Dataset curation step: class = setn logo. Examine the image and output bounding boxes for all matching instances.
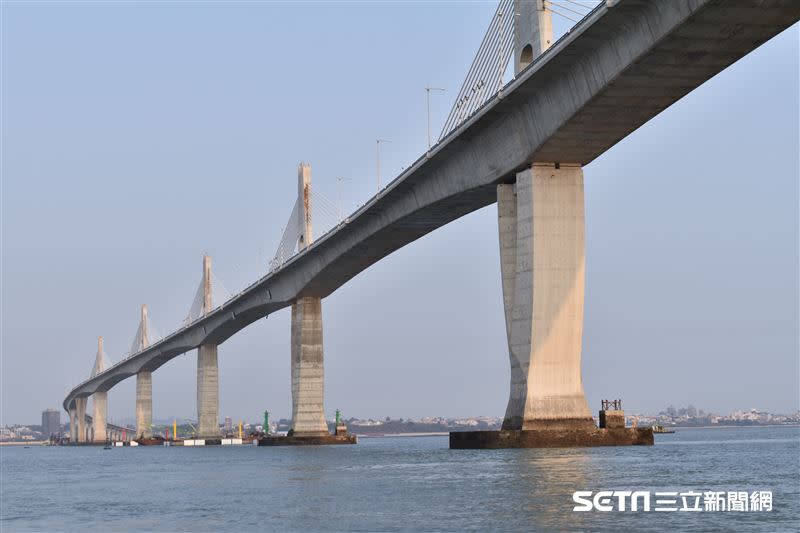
[573,491,651,512]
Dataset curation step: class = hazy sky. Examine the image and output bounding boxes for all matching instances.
[2,2,798,425]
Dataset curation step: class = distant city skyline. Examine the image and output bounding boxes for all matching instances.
[2,4,798,424]
[9,403,799,429]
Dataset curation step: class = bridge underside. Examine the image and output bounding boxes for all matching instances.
[533,1,798,164]
[298,0,800,300]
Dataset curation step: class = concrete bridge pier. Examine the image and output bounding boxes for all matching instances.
[290,296,328,436]
[196,255,220,438]
[451,164,652,448]
[136,371,152,439]
[92,392,107,442]
[503,6,593,431]
[75,398,86,443]
[68,406,77,443]
[135,305,153,439]
[449,0,651,449]
[288,163,329,437]
[254,163,354,446]
[197,344,219,437]
[251,162,353,446]
[499,164,594,430]
[92,336,108,442]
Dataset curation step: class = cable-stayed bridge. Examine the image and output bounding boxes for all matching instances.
[63,0,799,446]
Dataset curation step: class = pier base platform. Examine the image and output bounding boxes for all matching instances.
[258,434,357,446]
[449,427,653,449]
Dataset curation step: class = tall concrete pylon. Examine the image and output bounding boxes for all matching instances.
[495,0,593,431]
[75,398,87,443]
[196,254,220,438]
[290,163,328,437]
[498,164,593,430]
[68,405,77,443]
[91,336,108,442]
[136,304,153,439]
[297,162,313,248]
[513,0,552,74]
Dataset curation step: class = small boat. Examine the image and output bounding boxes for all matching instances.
[651,424,675,434]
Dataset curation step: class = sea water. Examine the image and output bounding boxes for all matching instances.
[1,426,798,531]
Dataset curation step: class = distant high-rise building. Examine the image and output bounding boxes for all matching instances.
[42,408,60,437]
[224,416,232,434]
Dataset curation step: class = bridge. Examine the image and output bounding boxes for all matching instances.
[73,414,134,444]
[63,0,799,445]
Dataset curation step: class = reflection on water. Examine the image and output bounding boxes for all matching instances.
[1,426,797,532]
[506,450,592,531]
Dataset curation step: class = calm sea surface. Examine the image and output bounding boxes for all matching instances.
[1,426,798,532]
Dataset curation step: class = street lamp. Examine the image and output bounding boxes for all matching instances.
[376,139,392,193]
[425,86,445,150]
[336,177,351,222]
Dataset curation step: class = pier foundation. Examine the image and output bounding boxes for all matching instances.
[450,427,653,448]
[454,164,652,448]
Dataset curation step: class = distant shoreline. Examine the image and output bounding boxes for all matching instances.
[357,432,450,438]
[657,424,799,430]
[354,425,800,438]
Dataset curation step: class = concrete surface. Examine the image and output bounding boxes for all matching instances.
[75,397,86,443]
[91,336,108,442]
[136,371,152,438]
[196,344,220,438]
[196,255,220,438]
[135,304,153,439]
[599,409,626,429]
[290,297,328,437]
[449,427,654,449]
[68,406,77,443]
[500,164,593,430]
[92,391,107,442]
[514,0,552,74]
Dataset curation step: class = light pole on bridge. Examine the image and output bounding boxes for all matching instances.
[336,176,351,223]
[376,139,392,193]
[425,86,445,151]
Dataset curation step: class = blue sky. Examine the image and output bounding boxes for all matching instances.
[2,2,798,424]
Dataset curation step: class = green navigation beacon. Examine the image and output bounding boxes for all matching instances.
[264,410,269,435]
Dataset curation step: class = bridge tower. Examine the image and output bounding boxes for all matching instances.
[290,163,329,437]
[135,304,153,439]
[91,336,108,442]
[513,0,552,74]
[74,397,86,443]
[196,254,220,438]
[496,2,593,432]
